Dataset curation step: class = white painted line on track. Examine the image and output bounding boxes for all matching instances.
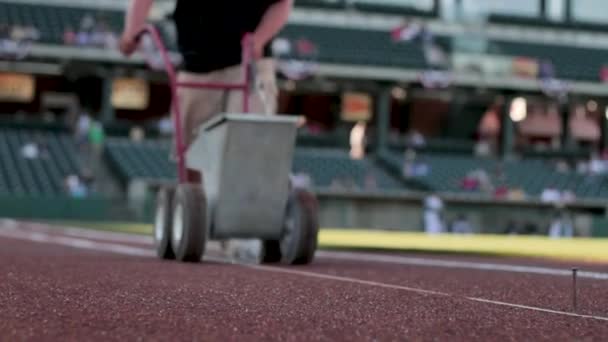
[245,263,608,322]
[318,250,608,280]
[2,225,608,323]
[0,228,153,257]
[20,221,154,245]
[468,298,608,322]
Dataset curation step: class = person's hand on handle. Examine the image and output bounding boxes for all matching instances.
[119,32,140,56]
[120,0,153,56]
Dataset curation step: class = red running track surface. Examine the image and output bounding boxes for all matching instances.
[1,222,607,341]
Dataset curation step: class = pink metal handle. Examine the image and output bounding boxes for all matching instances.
[138,24,254,184]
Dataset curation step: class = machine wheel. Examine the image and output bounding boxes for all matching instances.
[280,189,319,265]
[261,240,282,263]
[171,183,207,262]
[154,186,175,260]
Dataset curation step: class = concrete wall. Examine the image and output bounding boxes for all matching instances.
[316,191,602,236]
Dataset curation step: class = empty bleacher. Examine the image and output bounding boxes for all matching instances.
[105,138,175,183]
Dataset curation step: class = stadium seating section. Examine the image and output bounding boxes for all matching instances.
[0,2,435,70]
[105,139,175,182]
[292,147,405,190]
[489,14,608,33]
[105,139,405,191]
[280,24,432,69]
[0,128,82,196]
[0,2,123,44]
[296,0,437,17]
[380,149,608,199]
[488,40,607,81]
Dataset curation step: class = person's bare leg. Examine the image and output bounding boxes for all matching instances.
[176,71,225,184]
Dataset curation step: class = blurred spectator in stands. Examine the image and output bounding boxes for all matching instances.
[507,188,527,201]
[451,214,473,234]
[89,121,105,153]
[65,174,87,198]
[478,102,502,155]
[91,25,107,48]
[63,26,76,45]
[402,149,429,178]
[538,59,555,80]
[549,210,574,239]
[541,186,561,203]
[474,140,491,157]
[391,20,423,43]
[1,25,36,59]
[130,126,145,143]
[562,190,576,203]
[494,185,509,199]
[589,154,605,175]
[75,111,91,147]
[271,37,291,58]
[460,174,479,192]
[104,31,118,50]
[158,116,173,137]
[423,43,448,69]
[349,121,366,160]
[424,195,445,235]
[406,129,426,148]
[21,142,39,159]
[76,29,91,46]
[80,14,96,32]
[10,26,26,42]
[290,172,312,190]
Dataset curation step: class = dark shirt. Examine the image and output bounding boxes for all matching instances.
[173,0,280,73]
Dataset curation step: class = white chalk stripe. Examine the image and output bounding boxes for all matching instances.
[21,222,154,245]
[318,251,608,280]
[245,263,608,322]
[0,228,153,257]
[468,297,608,322]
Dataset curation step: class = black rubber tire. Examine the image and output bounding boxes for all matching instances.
[153,186,175,260]
[280,189,319,265]
[261,240,282,263]
[171,183,207,263]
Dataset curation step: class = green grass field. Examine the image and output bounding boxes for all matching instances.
[44,221,608,263]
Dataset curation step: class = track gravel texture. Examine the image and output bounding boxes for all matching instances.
[1,223,608,341]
